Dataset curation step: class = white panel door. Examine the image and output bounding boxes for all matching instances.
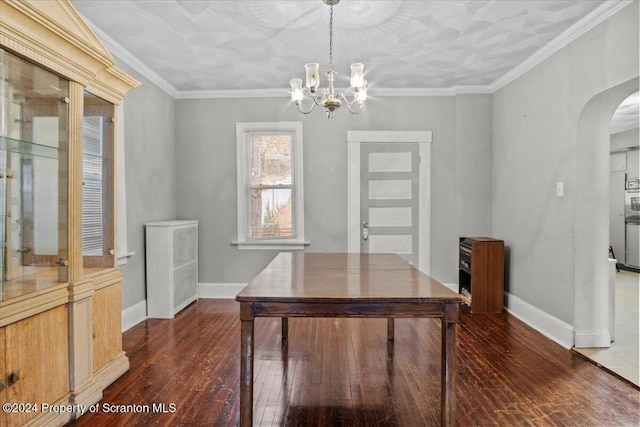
[361,143,419,266]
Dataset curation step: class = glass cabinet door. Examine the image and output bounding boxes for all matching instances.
[0,48,70,300]
[82,91,115,273]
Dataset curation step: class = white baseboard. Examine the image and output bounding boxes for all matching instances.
[574,329,611,348]
[120,283,245,331]
[444,283,573,349]
[198,283,247,299]
[504,291,574,349]
[121,299,147,332]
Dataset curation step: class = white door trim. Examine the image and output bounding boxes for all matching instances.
[347,131,433,274]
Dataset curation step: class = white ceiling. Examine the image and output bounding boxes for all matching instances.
[71,0,618,94]
[70,0,637,131]
[610,92,639,135]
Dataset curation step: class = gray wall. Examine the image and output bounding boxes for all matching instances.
[175,95,493,286]
[115,3,636,328]
[492,3,638,324]
[455,95,493,237]
[116,61,177,309]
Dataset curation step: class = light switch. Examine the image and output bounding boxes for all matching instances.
[556,182,564,197]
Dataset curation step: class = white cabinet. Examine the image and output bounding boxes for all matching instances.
[610,152,627,172]
[145,220,198,318]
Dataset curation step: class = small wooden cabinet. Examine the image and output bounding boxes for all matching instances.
[459,237,505,313]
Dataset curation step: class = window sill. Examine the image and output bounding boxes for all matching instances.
[232,240,310,251]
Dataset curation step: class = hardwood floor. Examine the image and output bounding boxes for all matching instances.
[67,300,639,426]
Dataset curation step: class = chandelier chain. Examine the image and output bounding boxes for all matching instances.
[329,5,334,67]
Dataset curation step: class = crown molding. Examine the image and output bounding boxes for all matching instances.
[1,1,138,104]
[490,0,634,92]
[176,88,288,99]
[80,0,633,100]
[368,86,495,97]
[177,85,495,99]
[80,15,179,98]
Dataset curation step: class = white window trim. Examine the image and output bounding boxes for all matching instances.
[233,121,308,250]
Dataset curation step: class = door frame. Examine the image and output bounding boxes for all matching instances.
[573,78,638,348]
[347,131,432,274]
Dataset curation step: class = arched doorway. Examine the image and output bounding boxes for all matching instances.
[574,78,639,349]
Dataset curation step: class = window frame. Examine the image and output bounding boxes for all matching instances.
[235,122,307,250]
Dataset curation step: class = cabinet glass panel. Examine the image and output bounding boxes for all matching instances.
[0,49,70,300]
[82,91,115,274]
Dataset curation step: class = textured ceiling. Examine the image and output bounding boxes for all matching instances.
[71,0,608,94]
[610,92,639,135]
[70,1,636,133]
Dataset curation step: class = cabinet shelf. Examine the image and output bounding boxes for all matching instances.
[0,135,59,159]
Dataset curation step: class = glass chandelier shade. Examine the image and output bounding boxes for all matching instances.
[289,0,368,118]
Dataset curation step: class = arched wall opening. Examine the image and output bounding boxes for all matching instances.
[574,77,639,348]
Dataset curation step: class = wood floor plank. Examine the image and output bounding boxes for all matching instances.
[67,299,639,427]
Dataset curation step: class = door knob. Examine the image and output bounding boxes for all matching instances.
[362,220,369,241]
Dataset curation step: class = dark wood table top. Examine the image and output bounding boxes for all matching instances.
[236,252,461,303]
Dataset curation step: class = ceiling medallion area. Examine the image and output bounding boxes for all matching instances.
[237,0,414,45]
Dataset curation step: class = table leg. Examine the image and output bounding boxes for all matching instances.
[441,304,458,427]
[282,317,289,340]
[240,304,254,427]
[387,318,394,341]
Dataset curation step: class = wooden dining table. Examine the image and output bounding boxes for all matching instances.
[235,252,462,426]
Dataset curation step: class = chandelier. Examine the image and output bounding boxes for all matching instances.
[289,0,367,118]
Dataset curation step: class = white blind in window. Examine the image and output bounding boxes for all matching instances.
[82,116,103,256]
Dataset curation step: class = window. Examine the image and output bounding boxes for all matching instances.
[235,122,307,250]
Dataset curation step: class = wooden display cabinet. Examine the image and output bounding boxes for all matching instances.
[459,237,505,313]
[0,1,139,425]
[0,327,5,427]
[4,306,69,427]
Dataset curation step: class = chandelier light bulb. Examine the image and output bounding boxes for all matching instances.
[289,78,304,103]
[356,80,368,103]
[305,63,320,92]
[350,63,364,89]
